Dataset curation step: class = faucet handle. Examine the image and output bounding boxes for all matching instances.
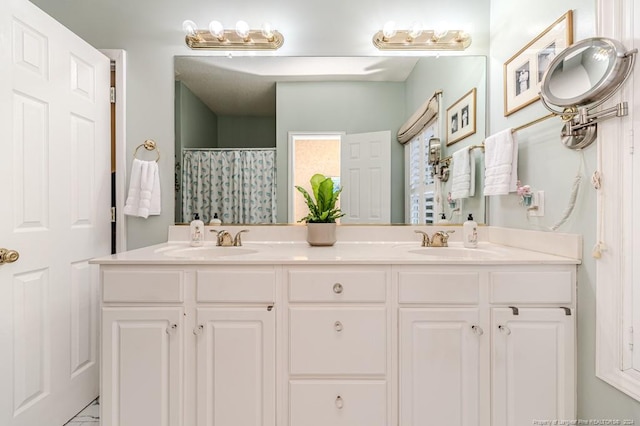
[414,230,431,247]
[233,229,249,247]
[434,230,455,246]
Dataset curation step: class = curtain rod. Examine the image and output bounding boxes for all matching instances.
[182,147,276,151]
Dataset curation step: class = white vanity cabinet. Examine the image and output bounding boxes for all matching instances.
[97,251,577,426]
[396,265,576,426]
[284,266,392,426]
[99,265,277,426]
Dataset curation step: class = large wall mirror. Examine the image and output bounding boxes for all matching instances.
[174,55,487,225]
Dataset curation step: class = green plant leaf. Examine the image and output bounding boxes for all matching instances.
[310,174,326,202]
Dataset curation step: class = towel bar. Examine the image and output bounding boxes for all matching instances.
[134,139,160,162]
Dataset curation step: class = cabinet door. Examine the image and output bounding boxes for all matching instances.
[101,307,183,426]
[196,307,275,426]
[492,308,575,426]
[399,308,483,426]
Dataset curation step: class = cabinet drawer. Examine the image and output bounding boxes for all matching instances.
[289,380,387,426]
[398,272,479,304]
[289,307,386,375]
[490,270,573,304]
[197,270,275,303]
[102,270,184,303]
[288,269,387,302]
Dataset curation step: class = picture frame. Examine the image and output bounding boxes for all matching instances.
[446,88,476,146]
[503,10,573,116]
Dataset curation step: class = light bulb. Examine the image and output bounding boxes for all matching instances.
[208,20,225,40]
[382,21,397,39]
[182,20,198,37]
[433,23,448,40]
[235,20,250,39]
[408,22,423,39]
[261,22,275,40]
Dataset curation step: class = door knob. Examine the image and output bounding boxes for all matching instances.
[0,248,19,265]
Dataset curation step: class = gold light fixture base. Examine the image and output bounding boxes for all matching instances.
[373,30,471,51]
[186,30,284,50]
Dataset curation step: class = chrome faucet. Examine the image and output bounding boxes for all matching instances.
[209,229,249,247]
[414,230,455,247]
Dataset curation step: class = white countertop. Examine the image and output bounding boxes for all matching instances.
[91,240,581,266]
[91,225,583,266]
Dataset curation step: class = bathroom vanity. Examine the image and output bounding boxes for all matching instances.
[92,225,581,426]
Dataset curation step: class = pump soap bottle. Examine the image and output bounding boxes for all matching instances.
[190,213,205,247]
[463,213,478,248]
[209,213,221,226]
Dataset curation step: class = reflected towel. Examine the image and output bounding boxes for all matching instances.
[450,147,475,199]
[123,159,161,218]
[483,128,518,196]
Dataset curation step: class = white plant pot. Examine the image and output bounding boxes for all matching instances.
[306,223,337,246]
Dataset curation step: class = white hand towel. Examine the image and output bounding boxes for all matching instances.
[123,159,161,218]
[483,128,518,196]
[450,147,475,199]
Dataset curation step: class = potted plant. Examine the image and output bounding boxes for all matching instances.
[295,173,344,246]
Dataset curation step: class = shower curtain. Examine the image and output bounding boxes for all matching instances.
[182,149,277,224]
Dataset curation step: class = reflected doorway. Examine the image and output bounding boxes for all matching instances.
[289,133,342,223]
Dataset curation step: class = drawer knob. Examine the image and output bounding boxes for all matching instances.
[333,283,344,294]
[471,325,484,336]
[334,321,343,332]
[335,395,344,409]
[498,325,511,335]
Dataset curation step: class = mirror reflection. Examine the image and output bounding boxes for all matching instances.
[174,56,487,225]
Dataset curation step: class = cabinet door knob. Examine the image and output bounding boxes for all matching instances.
[498,325,511,335]
[471,325,484,335]
[193,324,204,335]
[166,323,178,335]
[335,395,344,409]
[333,283,344,294]
[334,321,343,332]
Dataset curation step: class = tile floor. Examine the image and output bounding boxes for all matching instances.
[64,398,99,425]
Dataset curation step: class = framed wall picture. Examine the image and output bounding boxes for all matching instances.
[446,88,476,146]
[503,10,573,116]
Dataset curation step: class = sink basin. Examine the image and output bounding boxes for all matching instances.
[162,246,259,258]
[408,246,504,259]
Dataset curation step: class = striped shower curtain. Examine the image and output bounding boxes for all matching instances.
[182,149,277,224]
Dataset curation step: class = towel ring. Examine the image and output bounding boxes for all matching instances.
[133,139,160,162]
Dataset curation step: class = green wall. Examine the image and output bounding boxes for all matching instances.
[217,116,276,148]
[275,81,406,223]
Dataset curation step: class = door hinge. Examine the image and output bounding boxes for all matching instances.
[110,87,116,104]
[629,326,634,351]
[111,207,116,223]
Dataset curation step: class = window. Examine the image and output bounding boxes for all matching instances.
[406,125,437,224]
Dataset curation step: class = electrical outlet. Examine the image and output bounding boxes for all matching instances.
[529,190,545,217]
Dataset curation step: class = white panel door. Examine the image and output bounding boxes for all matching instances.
[492,308,576,426]
[399,308,483,426]
[0,0,111,424]
[196,308,276,426]
[102,308,184,426]
[340,131,391,223]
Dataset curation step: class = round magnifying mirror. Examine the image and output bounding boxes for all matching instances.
[541,37,633,109]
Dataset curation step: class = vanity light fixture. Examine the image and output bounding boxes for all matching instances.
[373,21,471,51]
[182,20,284,50]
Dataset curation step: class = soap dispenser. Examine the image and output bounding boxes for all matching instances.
[190,213,204,247]
[463,213,478,248]
[209,213,221,226]
[437,213,450,225]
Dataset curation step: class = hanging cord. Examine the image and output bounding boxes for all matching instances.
[548,151,586,231]
[525,152,585,232]
[592,134,606,259]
